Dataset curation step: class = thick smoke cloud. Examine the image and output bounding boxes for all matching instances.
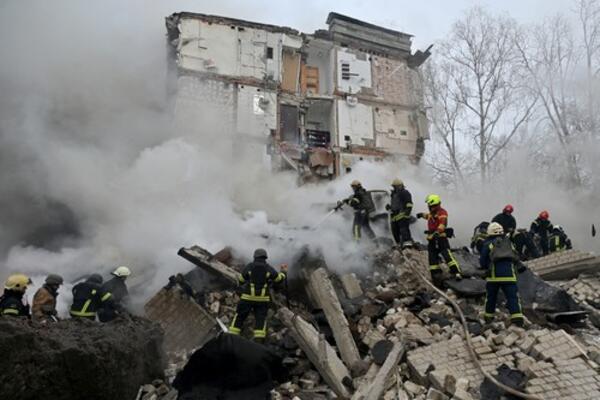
[0,1,597,315]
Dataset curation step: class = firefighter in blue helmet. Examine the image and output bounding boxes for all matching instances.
[480,222,524,327]
[229,249,287,342]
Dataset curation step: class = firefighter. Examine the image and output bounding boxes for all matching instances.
[480,222,524,327]
[337,180,376,241]
[229,249,287,342]
[98,266,131,323]
[470,221,490,254]
[32,274,63,323]
[548,225,573,253]
[512,228,540,261]
[417,194,461,286]
[70,274,112,320]
[0,274,31,317]
[530,211,553,256]
[492,204,516,235]
[386,178,414,247]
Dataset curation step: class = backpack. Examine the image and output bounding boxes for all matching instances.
[491,237,517,262]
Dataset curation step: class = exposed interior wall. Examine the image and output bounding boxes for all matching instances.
[335,48,372,94]
[374,107,418,155]
[236,85,277,138]
[306,100,333,132]
[336,99,374,147]
[371,56,412,106]
[305,39,335,95]
[177,19,297,82]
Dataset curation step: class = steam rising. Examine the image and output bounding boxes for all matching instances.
[0,1,597,315]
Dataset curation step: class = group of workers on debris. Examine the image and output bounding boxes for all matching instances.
[226,178,574,339]
[0,266,132,323]
[1,178,575,342]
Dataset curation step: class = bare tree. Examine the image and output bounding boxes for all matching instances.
[435,7,536,184]
[423,59,469,188]
[576,0,600,136]
[516,15,585,187]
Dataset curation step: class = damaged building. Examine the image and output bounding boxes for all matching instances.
[165,12,431,182]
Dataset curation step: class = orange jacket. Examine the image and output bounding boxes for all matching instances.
[426,206,448,238]
[32,286,57,321]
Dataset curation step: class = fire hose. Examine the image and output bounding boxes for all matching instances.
[403,252,542,400]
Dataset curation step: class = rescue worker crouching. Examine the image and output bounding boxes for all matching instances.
[511,229,540,261]
[337,180,376,241]
[480,222,524,327]
[229,248,287,342]
[417,194,461,286]
[530,210,553,256]
[70,274,112,320]
[32,274,63,323]
[386,178,414,248]
[98,266,131,323]
[0,274,32,317]
[548,225,572,253]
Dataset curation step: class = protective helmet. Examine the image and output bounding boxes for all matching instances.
[391,178,404,187]
[112,266,131,278]
[487,222,504,236]
[4,274,31,292]
[553,225,562,231]
[87,274,103,285]
[253,248,268,259]
[503,204,514,214]
[45,274,64,286]
[425,194,441,206]
[350,180,362,188]
[539,210,549,220]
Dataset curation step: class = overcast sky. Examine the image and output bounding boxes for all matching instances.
[149,0,572,48]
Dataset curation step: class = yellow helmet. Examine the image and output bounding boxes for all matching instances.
[391,178,404,187]
[5,274,31,292]
[425,194,441,206]
[350,180,362,187]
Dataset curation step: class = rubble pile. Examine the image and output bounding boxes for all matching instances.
[0,316,165,400]
[141,245,600,400]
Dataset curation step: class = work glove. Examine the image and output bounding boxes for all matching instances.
[385,204,391,211]
[416,212,425,219]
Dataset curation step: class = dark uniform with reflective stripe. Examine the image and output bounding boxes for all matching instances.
[344,187,376,241]
[425,206,460,279]
[0,289,30,317]
[97,277,129,323]
[492,212,516,234]
[480,237,523,324]
[229,258,285,339]
[530,218,553,256]
[548,229,572,253]
[389,187,413,245]
[70,280,112,320]
[511,229,539,260]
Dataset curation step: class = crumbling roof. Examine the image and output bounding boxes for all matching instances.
[326,12,413,39]
[166,12,301,37]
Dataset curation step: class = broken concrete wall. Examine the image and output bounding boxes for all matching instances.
[175,17,300,82]
[0,317,165,400]
[374,107,419,155]
[305,39,335,95]
[335,48,372,95]
[337,100,374,147]
[525,250,600,280]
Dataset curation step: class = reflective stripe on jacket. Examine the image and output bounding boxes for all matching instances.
[238,259,285,302]
[70,282,112,317]
[480,238,518,283]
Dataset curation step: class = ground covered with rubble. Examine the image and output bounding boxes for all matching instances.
[0,316,165,400]
[140,245,600,400]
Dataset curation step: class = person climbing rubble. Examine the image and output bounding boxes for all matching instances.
[548,225,573,253]
[492,204,517,234]
[32,274,63,323]
[470,221,490,254]
[229,248,287,342]
[386,178,414,247]
[98,266,131,322]
[480,222,524,327]
[336,180,376,241]
[0,273,32,317]
[530,210,554,256]
[70,274,112,320]
[417,194,461,286]
[511,228,540,260]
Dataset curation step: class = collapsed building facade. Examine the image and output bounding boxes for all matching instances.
[165,12,431,182]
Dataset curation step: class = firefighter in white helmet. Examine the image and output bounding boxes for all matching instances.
[98,266,131,322]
